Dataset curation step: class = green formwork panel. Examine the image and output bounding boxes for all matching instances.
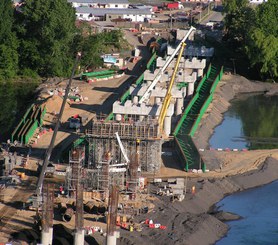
[17,119,30,142]
[20,120,32,144]
[135,74,144,85]
[120,90,130,104]
[81,70,115,79]
[11,118,24,143]
[146,53,157,70]
[25,120,38,144]
[23,104,34,123]
[105,112,114,122]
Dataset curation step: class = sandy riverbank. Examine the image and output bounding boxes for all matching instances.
[119,75,278,245]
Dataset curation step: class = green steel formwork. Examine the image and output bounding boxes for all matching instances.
[174,65,223,171]
[73,136,87,148]
[81,70,116,79]
[105,112,114,122]
[24,120,38,144]
[11,118,24,143]
[135,73,144,86]
[120,90,131,104]
[11,103,47,143]
[23,104,34,123]
[146,53,157,70]
[20,120,32,144]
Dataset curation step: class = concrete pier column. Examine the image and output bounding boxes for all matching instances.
[107,233,117,245]
[133,96,138,105]
[74,229,85,245]
[115,114,122,122]
[41,227,53,245]
[139,115,145,122]
[188,82,194,96]
[163,116,171,137]
[155,97,161,105]
[197,69,203,77]
[175,98,183,115]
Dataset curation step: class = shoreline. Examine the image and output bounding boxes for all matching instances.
[119,75,278,245]
[188,74,278,244]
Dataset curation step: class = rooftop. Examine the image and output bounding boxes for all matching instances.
[68,0,129,4]
[76,7,152,15]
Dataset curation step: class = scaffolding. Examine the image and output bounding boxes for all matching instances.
[66,146,85,196]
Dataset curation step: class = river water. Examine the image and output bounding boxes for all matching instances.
[210,93,278,244]
[216,180,278,245]
[209,93,278,150]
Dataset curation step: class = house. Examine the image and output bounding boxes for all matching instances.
[75,7,152,22]
[68,0,129,9]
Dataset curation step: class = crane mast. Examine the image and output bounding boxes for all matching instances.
[35,53,81,202]
[158,42,186,131]
[138,26,196,105]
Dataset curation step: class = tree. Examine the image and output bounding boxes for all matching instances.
[17,0,77,77]
[222,0,278,80]
[246,0,278,79]
[73,30,125,71]
[0,81,17,133]
[222,0,255,45]
[0,0,18,78]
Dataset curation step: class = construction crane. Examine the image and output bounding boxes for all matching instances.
[138,26,196,105]
[34,52,82,207]
[158,42,186,131]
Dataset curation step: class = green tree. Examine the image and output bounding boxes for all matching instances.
[246,0,278,79]
[0,81,17,134]
[17,0,77,77]
[0,0,18,78]
[222,0,254,44]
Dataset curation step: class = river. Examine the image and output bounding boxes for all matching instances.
[216,180,278,245]
[209,93,278,150]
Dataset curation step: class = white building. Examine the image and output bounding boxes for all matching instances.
[68,0,129,8]
[75,7,152,22]
[249,0,267,3]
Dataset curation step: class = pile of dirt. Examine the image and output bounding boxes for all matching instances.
[43,95,70,114]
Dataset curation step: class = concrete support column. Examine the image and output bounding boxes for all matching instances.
[133,96,138,105]
[74,229,85,245]
[155,97,161,105]
[175,98,183,116]
[139,115,145,122]
[107,234,117,245]
[188,82,194,96]
[41,227,53,245]
[115,114,122,122]
[163,116,171,137]
[197,69,203,77]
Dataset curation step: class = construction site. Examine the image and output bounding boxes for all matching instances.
[0,25,253,245]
